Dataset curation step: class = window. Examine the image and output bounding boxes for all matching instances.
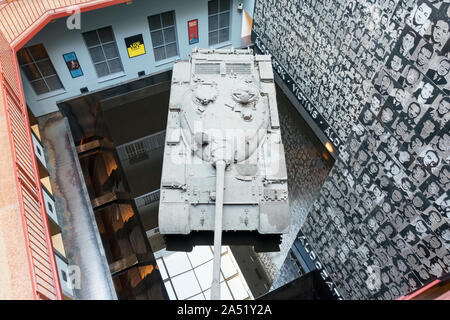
[125,141,145,160]
[17,44,64,95]
[208,0,231,46]
[148,11,179,61]
[61,270,67,282]
[82,26,123,78]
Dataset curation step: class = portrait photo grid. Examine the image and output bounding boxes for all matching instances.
[254,0,450,299]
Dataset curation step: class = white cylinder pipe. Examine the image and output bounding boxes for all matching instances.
[211,160,226,300]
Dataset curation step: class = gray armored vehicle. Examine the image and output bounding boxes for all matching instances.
[159,48,290,298]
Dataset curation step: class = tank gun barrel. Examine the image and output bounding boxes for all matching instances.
[211,159,226,300]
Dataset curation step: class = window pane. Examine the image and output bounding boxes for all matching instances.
[154,46,166,61]
[219,0,230,11]
[103,43,119,60]
[89,46,106,63]
[45,75,63,91]
[83,30,100,47]
[161,12,174,27]
[95,62,109,77]
[85,27,123,79]
[149,12,177,62]
[208,0,218,15]
[151,30,164,47]
[98,27,114,43]
[209,15,218,31]
[108,58,123,73]
[149,14,162,30]
[219,27,229,43]
[219,12,229,28]
[17,48,33,65]
[36,60,56,77]
[28,44,48,61]
[30,79,49,95]
[22,64,42,81]
[163,27,176,43]
[165,43,178,58]
[209,31,219,46]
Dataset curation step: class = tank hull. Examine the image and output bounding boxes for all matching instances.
[159,48,290,239]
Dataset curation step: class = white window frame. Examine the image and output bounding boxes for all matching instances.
[82,26,124,78]
[208,0,232,47]
[17,44,64,96]
[148,11,180,64]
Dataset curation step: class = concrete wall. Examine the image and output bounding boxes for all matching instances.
[22,0,250,116]
[254,0,450,299]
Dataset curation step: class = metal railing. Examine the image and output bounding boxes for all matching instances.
[135,189,160,208]
[116,130,166,162]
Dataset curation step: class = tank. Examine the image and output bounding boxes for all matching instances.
[159,47,290,248]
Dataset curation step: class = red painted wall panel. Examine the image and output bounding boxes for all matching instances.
[0,0,128,300]
[0,30,61,299]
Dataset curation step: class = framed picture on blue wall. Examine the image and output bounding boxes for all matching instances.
[63,52,83,78]
[125,34,146,58]
[188,19,199,45]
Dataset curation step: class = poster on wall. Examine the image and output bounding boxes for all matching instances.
[188,19,199,45]
[125,34,146,58]
[63,52,83,78]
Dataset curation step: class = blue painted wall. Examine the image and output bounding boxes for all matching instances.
[23,0,251,116]
[243,0,255,18]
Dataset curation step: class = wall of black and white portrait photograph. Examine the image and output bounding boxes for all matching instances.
[253,0,450,299]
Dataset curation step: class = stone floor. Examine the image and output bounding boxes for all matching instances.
[255,86,334,288]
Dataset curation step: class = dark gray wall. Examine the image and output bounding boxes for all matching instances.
[253,0,449,299]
